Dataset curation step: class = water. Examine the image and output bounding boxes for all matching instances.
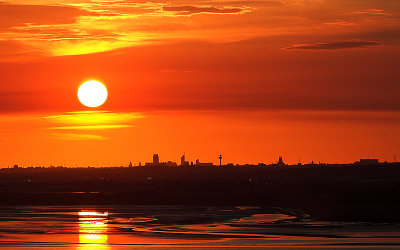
[0,205,400,249]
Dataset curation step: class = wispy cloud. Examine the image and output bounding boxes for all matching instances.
[64,0,163,16]
[50,125,133,130]
[0,2,95,29]
[354,9,391,16]
[44,111,142,125]
[323,21,356,26]
[45,111,142,140]
[162,5,250,15]
[201,1,281,6]
[284,41,382,50]
[50,133,107,140]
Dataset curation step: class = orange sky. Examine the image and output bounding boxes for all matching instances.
[0,0,399,166]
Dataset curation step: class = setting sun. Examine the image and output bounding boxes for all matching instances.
[78,80,108,108]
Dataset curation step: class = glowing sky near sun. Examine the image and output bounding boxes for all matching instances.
[0,0,399,166]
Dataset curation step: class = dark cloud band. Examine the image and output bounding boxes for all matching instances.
[284,41,382,50]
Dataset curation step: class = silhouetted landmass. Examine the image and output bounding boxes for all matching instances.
[1,163,400,222]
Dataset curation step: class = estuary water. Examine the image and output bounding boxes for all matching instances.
[0,205,400,249]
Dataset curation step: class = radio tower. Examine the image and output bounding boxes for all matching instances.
[219,155,222,166]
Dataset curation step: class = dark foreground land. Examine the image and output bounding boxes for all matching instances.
[1,164,400,222]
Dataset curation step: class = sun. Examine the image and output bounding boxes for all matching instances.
[78,80,108,108]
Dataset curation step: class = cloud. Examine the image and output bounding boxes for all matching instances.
[50,125,133,130]
[162,5,249,15]
[0,2,93,30]
[323,21,356,26]
[201,1,281,6]
[45,111,141,139]
[65,1,162,16]
[44,111,142,125]
[50,133,107,140]
[284,41,382,50]
[354,9,391,16]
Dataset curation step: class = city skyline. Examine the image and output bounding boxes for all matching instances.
[7,153,395,169]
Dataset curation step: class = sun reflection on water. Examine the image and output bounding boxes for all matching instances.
[78,210,110,250]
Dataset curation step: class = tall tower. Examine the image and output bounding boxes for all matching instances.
[219,155,222,166]
[181,154,185,165]
[153,154,159,164]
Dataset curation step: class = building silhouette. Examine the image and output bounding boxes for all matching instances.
[181,155,189,166]
[195,159,213,167]
[153,154,159,164]
[357,159,379,165]
[164,161,178,167]
[275,156,286,167]
[145,154,177,167]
